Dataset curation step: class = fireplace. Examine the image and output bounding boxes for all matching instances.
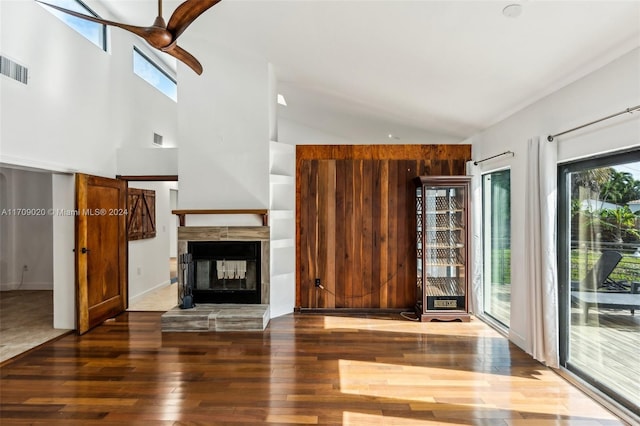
[189,241,261,304]
[177,225,270,308]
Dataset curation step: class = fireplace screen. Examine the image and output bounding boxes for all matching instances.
[194,259,257,291]
[188,241,261,304]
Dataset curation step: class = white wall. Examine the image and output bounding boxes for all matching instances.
[177,42,270,210]
[0,168,53,291]
[279,118,356,145]
[127,181,178,305]
[0,1,178,175]
[469,47,640,352]
[169,189,178,257]
[116,148,178,176]
[52,173,75,329]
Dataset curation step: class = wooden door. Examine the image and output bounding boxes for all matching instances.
[75,174,127,334]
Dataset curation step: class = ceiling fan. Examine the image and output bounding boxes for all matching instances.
[36,0,222,75]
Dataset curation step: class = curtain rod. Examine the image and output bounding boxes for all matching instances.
[547,104,640,142]
[473,150,514,166]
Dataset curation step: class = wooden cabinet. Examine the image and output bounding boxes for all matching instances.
[414,176,471,322]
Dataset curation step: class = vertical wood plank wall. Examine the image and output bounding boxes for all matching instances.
[296,145,471,310]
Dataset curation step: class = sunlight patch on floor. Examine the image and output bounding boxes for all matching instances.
[338,359,618,421]
[343,411,457,425]
[323,315,504,338]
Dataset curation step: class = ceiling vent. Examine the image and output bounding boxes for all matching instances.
[0,55,28,85]
[153,133,164,147]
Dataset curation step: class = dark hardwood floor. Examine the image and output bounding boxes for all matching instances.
[0,312,627,425]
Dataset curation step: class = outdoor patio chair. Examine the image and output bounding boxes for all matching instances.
[571,250,639,317]
[570,250,625,292]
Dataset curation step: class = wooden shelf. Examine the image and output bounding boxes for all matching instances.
[172,209,269,226]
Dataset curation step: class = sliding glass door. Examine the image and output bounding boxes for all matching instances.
[558,150,640,415]
[482,170,511,327]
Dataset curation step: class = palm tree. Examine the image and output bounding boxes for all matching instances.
[570,167,612,202]
[601,170,640,205]
[600,206,640,245]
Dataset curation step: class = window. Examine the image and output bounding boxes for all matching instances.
[133,47,177,101]
[558,150,640,415]
[41,0,106,50]
[482,169,511,327]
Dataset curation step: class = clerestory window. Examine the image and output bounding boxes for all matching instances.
[133,47,178,102]
[40,0,106,51]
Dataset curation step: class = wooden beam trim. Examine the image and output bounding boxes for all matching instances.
[296,145,472,161]
[117,175,179,181]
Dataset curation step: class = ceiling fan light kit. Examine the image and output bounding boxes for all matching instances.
[36,0,221,75]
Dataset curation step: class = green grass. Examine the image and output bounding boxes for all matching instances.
[571,250,640,283]
[485,249,640,284]
[489,249,511,284]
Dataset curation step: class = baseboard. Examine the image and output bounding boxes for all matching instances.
[297,307,410,314]
[0,282,53,291]
[0,282,20,291]
[128,280,172,305]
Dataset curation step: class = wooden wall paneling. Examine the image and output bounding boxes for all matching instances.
[398,159,410,307]
[295,154,302,308]
[303,160,312,309]
[296,144,472,161]
[317,160,332,308]
[370,160,382,308]
[298,160,315,308]
[401,160,418,307]
[324,160,337,308]
[384,160,396,309]
[342,160,355,308]
[316,160,326,309]
[361,159,374,309]
[295,145,471,311]
[378,160,389,308]
[351,160,363,308]
[334,160,347,308]
[391,161,402,308]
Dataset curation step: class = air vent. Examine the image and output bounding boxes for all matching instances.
[153,133,163,146]
[0,56,28,84]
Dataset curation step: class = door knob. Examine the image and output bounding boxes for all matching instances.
[81,247,90,254]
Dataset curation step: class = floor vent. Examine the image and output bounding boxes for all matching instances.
[0,56,28,84]
[153,132,163,146]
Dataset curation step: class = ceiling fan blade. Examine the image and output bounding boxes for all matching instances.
[167,0,222,41]
[36,1,152,40]
[163,45,203,75]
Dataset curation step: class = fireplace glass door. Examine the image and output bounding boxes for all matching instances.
[189,241,261,304]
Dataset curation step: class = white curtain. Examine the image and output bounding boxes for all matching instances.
[467,161,484,316]
[525,136,559,368]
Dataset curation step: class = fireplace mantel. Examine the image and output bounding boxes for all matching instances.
[172,209,269,226]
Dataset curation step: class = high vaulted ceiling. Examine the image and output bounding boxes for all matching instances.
[103,0,640,143]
